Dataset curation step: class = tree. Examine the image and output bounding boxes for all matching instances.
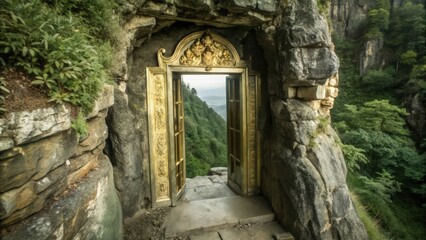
[336,100,424,195]
[386,2,426,62]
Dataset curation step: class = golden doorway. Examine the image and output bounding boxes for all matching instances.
[147,30,261,207]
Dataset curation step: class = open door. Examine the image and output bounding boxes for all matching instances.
[226,75,243,194]
[173,77,186,199]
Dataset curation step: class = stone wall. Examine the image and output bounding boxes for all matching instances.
[258,0,368,239]
[0,85,123,239]
[103,0,368,239]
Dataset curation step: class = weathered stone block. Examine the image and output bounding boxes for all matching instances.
[0,181,36,220]
[74,112,108,157]
[35,164,68,194]
[174,0,213,11]
[271,98,318,122]
[0,105,71,145]
[0,148,36,193]
[257,0,277,13]
[1,158,122,240]
[283,86,297,99]
[328,74,339,86]
[140,1,177,16]
[124,16,156,31]
[282,47,339,85]
[0,147,20,160]
[86,84,115,119]
[30,130,78,180]
[297,85,327,100]
[67,154,100,186]
[217,0,256,12]
[279,0,331,48]
[0,138,13,152]
[69,142,105,173]
[1,174,66,226]
[326,86,339,98]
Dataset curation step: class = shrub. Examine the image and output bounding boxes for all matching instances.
[362,68,396,91]
[0,76,10,113]
[0,0,109,113]
[71,110,88,137]
[41,0,120,43]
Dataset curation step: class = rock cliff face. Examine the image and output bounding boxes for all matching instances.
[330,0,384,75]
[0,85,122,239]
[0,1,369,239]
[105,0,367,239]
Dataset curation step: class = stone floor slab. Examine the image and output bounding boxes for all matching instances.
[190,231,221,240]
[164,196,275,238]
[218,222,288,240]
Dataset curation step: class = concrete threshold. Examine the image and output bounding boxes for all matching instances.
[164,195,275,238]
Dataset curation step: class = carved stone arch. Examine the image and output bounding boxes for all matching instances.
[147,30,260,207]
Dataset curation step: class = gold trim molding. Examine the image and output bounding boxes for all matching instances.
[147,67,171,207]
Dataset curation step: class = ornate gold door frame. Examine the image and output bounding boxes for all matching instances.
[147,30,261,207]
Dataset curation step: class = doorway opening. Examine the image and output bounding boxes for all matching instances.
[182,74,227,178]
[178,74,231,201]
[173,73,244,201]
[146,30,261,207]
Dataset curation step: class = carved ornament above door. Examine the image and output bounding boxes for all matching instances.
[157,30,245,70]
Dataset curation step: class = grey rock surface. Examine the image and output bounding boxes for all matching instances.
[0,105,71,145]
[2,158,123,240]
[102,1,368,239]
[182,169,235,201]
[106,87,147,218]
[0,130,78,194]
[263,99,368,240]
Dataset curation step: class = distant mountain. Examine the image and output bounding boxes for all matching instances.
[212,105,226,120]
[198,87,226,99]
[201,95,226,106]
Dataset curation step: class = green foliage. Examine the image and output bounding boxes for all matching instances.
[183,83,227,178]
[71,110,88,137]
[386,2,426,61]
[337,100,409,137]
[358,170,402,203]
[42,0,120,42]
[341,144,368,171]
[337,101,424,195]
[348,173,425,240]
[333,5,426,237]
[365,0,391,39]
[316,0,330,15]
[0,76,10,113]
[350,192,388,240]
[400,50,418,65]
[361,68,395,91]
[0,0,108,113]
[407,63,426,96]
[366,8,389,38]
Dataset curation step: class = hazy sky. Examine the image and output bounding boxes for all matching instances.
[182,74,227,97]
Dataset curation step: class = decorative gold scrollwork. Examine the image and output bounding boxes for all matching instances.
[179,31,236,67]
[248,75,257,188]
[157,30,242,70]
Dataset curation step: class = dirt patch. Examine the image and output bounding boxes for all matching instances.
[1,69,53,113]
[124,207,168,240]
[124,207,192,240]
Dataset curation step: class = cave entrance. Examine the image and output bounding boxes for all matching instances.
[147,30,261,207]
